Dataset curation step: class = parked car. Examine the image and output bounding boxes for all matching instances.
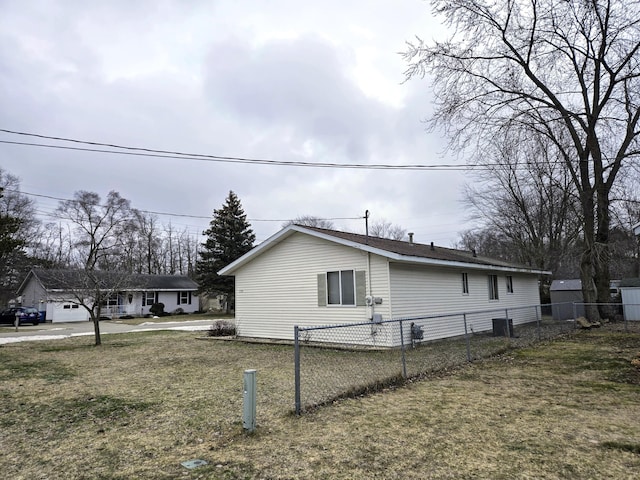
[0,307,41,326]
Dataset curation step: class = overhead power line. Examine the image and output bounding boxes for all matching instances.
[7,189,363,224]
[0,128,476,171]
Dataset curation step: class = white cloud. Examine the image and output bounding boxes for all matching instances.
[0,0,473,247]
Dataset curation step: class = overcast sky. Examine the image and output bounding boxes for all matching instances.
[0,0,477,245]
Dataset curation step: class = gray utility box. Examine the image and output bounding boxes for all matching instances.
[492,318,514,337]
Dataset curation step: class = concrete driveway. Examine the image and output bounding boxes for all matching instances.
[0,318,220,345]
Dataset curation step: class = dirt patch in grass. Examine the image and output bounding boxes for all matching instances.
[1,325,639,479]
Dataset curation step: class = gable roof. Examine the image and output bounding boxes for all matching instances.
[18,269,198,294]
[219,224,550,275]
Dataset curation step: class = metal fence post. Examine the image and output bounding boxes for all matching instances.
[294,325,301,415]
[463,313,471,362]
[399,320,407,379]
[535,305,541,341]
[242,369,257,432]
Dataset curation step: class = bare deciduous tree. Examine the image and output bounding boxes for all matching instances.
[54,190,136,345]
[369,220,407,241]
[405,0,640,320]
[282,215,335,230]
[0,169,39,305]
[462,133,583,276]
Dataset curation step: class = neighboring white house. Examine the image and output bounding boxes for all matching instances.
[218,225,549,346]
[17,269,199,323]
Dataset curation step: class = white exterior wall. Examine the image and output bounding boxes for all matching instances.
[389,264,541,342]
[233,232,391,342]
[156,291,199,315]
[621,287,640,321]
[47,298,90,322]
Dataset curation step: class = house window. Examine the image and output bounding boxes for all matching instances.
[103,294,119,307]
[178,291,192,305]
[506,276,514,294]
[462,273,469,295]
[327,270,355,306]
[488,275,499,300]
[144,291,157,306]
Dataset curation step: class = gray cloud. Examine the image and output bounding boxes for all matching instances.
[0,0,472,246]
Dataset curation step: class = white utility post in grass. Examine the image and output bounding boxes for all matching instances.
[243,369,257,432]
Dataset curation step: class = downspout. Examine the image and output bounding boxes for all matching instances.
[367,251,373,320]
[365,210,374,321]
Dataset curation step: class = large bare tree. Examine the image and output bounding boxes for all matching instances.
[405,0,640,319]
[54,190,136,345]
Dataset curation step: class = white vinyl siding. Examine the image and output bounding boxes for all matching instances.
[233,232,391,341]
[389,264,540,341]
[621,287,640,321]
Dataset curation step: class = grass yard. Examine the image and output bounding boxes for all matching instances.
[1,325,639,479]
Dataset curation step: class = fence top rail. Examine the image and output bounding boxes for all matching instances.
[296,302,552,333]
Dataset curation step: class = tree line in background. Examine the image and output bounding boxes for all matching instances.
[0,167,410,316]
[0,168,199,309]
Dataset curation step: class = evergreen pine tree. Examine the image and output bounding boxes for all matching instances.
[197,191,255,312]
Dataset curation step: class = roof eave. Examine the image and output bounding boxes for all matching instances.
[389,255,550,274]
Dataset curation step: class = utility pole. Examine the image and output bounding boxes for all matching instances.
[365,210,369,244]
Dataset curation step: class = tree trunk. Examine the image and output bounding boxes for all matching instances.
[579,181,601,322]
[595,186,613,319]
[91,310,102,346]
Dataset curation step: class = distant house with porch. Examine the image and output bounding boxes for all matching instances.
[17,269,199,323]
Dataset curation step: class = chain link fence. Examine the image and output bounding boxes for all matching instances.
[294,303,585,414]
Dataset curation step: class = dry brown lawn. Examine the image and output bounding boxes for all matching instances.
[1,325,639,479]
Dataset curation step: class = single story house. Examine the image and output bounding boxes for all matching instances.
[219,225,550,347]
[620,278,640,321]
[17,269,199,323]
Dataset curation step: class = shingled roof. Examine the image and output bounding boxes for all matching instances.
[219,224,549,275]
[20,269,198,293]
[302,226,535,269]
